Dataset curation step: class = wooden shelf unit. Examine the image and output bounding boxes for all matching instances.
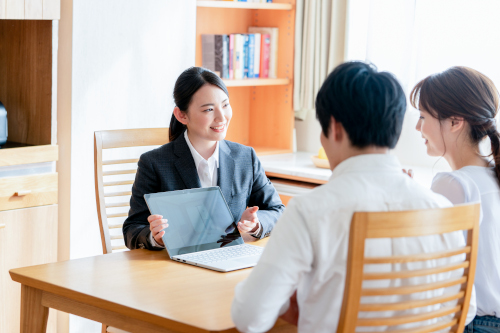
[196,1,293,10]
[196,0,295,155]
[0,15,59,333]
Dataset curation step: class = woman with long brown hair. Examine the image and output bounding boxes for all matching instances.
[411,66,500,332]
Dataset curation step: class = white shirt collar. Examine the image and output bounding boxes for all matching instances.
[184,130,219,168]
[330,153,402,180]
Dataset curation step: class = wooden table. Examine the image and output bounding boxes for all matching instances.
[10,237,294,333]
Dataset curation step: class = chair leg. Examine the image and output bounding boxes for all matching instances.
[102,324,107,333]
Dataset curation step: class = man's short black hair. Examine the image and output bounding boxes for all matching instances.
[315,61,406,149]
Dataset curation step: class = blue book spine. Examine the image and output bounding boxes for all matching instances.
[222,35,229,79]
[248,34,255,79]
[267,0,272,2]
[243,35,250,79]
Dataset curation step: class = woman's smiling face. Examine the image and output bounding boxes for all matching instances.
[415,109,447,156]
[183,84,232,142]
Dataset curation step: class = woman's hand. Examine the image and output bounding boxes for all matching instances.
[402,168,414,178]
[237,206,260,234]
[148,214,169,246]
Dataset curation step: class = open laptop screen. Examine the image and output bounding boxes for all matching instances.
[144,187,244,257]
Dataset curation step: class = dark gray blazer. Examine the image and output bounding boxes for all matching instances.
[123,134,285,250]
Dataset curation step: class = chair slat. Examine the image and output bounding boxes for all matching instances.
[359,291,464,312]
[107,213,128,219]
[104,180,135,187]
[104,191,132,198]
[357,305,460,326]
[377,318,457,333]
[364,204,480,238]
[108,224,124,229]
[100,128,169,149]
[103,158,139,165]
[110,235,124,240]
[361,276,467,296]
[112,245,127,251]
[105,202,130,208]
[103,169,137,176]
[363,261,469,280]
[364,246,470,264]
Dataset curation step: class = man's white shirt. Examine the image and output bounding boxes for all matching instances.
[150,130,260,247]
[231,154,476,333]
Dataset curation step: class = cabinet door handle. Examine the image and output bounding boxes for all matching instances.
[14,190,32,196]
[0,224,5,229]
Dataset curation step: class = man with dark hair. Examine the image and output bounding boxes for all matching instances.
[231,61,476,332]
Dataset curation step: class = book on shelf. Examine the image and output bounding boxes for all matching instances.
[201,29,277,80]
[260,34,270,78]
[248,27,278,78]
[243,34,250,78]
[229,34,234,79]
[253,33,261,78]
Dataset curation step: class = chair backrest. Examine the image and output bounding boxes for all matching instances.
[94,128,170,254]
[337,204,480,333]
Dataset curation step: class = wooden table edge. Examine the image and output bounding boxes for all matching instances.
[265,172,328,185]
[10,239,270,332]
[10,270,236,332]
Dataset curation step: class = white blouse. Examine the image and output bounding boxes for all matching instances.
[432,166,500,317]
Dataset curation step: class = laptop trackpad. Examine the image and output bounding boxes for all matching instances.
[212,255,261,272]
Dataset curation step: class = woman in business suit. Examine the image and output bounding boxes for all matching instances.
[123,67,285,250]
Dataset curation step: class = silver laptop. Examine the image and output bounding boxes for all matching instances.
[144,187,264,272]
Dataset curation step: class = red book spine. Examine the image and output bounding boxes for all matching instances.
[260,34,271,79]
[229,34,234,79]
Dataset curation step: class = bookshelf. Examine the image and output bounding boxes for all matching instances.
[196,0,295,156]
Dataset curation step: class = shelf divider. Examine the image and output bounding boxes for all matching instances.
[223,78,289,87]
[196,1,293,10]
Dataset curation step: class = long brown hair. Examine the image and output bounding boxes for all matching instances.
[410,66,500,185]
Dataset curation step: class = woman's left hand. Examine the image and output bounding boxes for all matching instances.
[237,206,260,234]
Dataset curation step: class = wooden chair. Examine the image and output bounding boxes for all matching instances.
[337,204,480,333]
[94,128,169,333]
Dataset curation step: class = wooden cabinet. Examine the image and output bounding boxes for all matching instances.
[0,7,59,332]
[195,0,296,155]
[0,205,58,333]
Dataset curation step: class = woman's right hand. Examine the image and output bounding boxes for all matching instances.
[402,169,414,178]
[148,214,169,246]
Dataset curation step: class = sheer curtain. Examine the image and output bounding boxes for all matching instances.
[293,0,349,152]
[346,0,500,167]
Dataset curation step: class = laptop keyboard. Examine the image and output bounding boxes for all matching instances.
[175,244,264,264]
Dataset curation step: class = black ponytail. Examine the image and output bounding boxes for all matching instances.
[169,67,229,142]
[487,123,500,186]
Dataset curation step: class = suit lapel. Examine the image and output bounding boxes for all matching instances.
[218,140,235,203]
[173,134,202,189]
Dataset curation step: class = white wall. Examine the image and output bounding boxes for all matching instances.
[61,1,196,331]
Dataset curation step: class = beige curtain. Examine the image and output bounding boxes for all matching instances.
[293,0,349,120]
